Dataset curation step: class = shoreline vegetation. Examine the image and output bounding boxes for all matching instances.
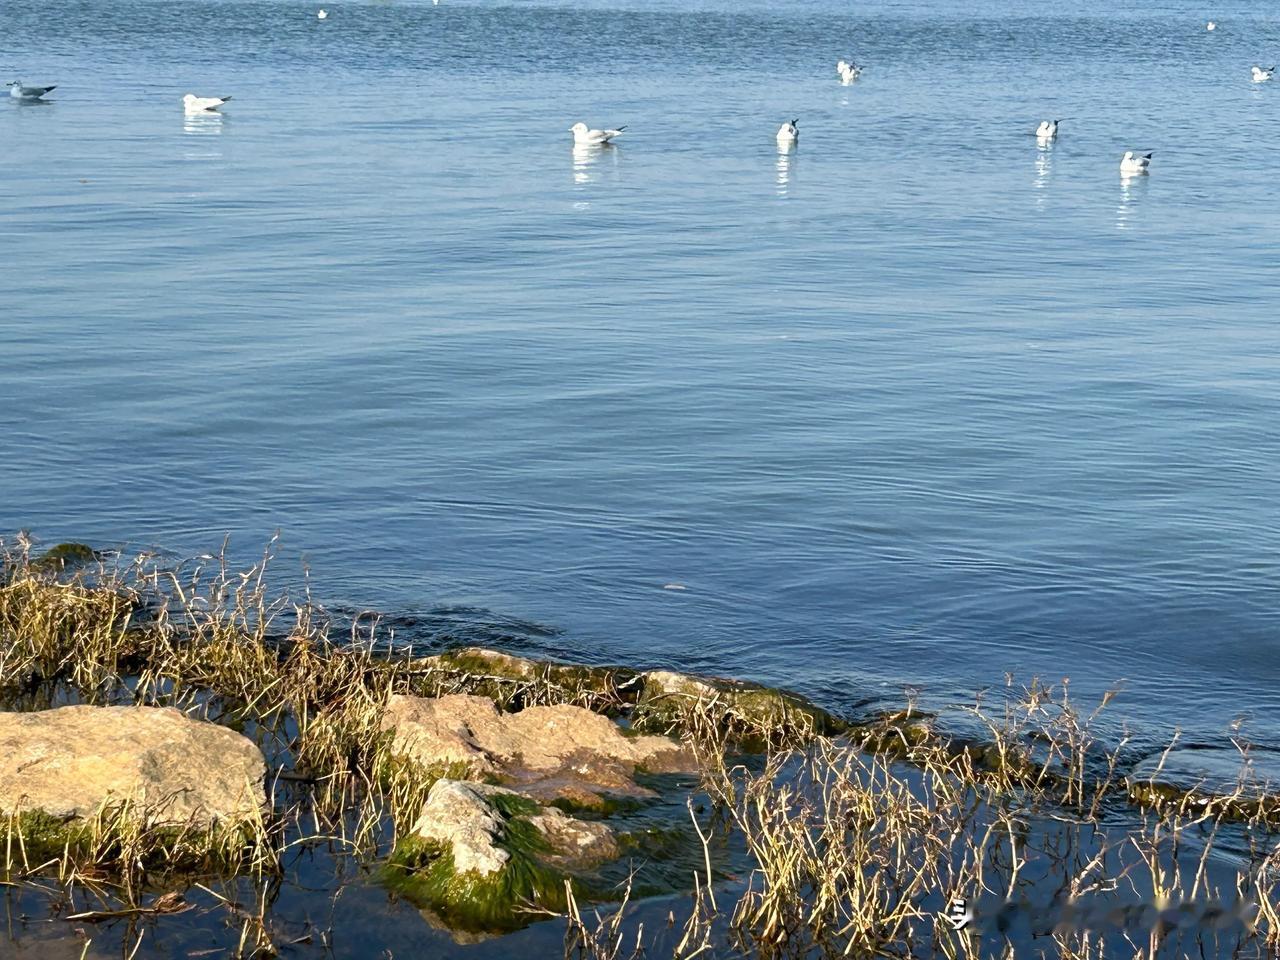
[0,537,1278,958]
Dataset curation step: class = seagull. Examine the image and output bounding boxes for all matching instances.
[1206,21,1216,30]
[569,121,625,145]
[1036,119,1059,138]
[1251,65,1275,82]
[183,93,232,113]
[776,119,799,143]
[1120,151,1153,174]
[7,81,56,101]
[317,8,327,17]
[837,60,861,83]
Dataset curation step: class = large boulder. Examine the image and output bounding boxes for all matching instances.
[381,693,694,807]
[387,778,617,933]
[0,705,265,826]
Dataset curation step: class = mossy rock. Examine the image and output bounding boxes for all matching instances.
[849,709,937,757]
[1126,748,1280,824]
[27,542,102,573]
[383,780,617,933]
[407,647,639,712]
[635,669,844,746]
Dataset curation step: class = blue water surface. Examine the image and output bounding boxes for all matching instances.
[3,0,1279,746]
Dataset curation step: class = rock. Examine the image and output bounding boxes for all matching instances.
[1127,747,1280,820]
[409,779,617,875]
[0,705,266,826]
[411,647,638,711]
[388,778,617,932]
[28,542,102,572]
[381,693,694,807]
[849,709,937,757]
[410,780,515,876]
[637,669,843,742]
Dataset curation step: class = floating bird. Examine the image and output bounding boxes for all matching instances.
[1251,65,1275,82]
[836,59,861,82]
[569,121,625,145]
[183,93,232,113]
[317,8,327,18]
[7,81,56,101]
[1120,151,1153,174]
[1036,119,1059,138]
[1206,21,1216,30]
[776,119,799,143]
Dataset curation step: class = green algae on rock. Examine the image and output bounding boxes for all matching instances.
[408,646,638,712]
[1127,747,1280,824]
[26,542,103,573]
[848,708,937,757]
[635,669,845,746]
[384,779,617,933]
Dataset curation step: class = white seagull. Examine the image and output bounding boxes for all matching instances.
[7,81,56,101]
[317,8,327,18]
[1036,119,1059,138]
[569,121,625,145]
[836,60,861,82]
[1120,151,1153,175]
[776,118,798,144]
[183,93,232,113]
[1206,21,1216,31]
[1251,65,1274,82]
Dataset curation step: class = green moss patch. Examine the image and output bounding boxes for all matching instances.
[382,791,575,933]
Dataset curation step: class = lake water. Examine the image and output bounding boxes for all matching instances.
[4,0,1279,751]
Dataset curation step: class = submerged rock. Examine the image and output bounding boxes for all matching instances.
[28,542,102,573]
[849,709,938,757]
[1127,747,1280,819]
[0,705,265,826]
[388,778,617,932]
[381,693,694,807]
[637,668,843,741]
[412,647,637,710]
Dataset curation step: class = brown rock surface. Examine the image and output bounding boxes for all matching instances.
[382,693,694,804]
[0,705,266,826]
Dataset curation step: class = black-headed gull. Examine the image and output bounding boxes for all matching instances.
[1036,119,1059,138]
[776,119,798,144]
[569,122,625,145]
[1119,151,1153,174]
[1251,65,1274,82]
[317,8,327,18]
[836,60,861,83]
[183,94,231,113]
[8,81,56,101]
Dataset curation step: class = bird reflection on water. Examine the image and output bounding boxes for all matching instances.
[571,141,621,197]
[775,141,795,198]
